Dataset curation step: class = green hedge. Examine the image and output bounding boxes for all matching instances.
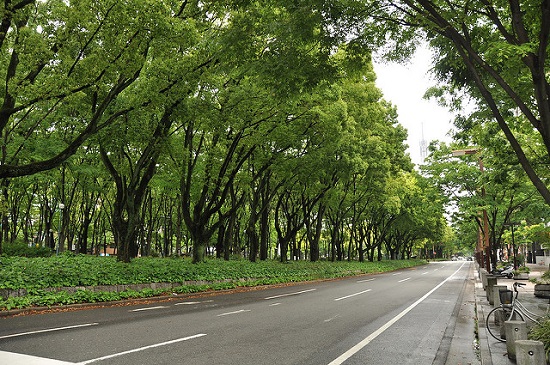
[0,255,426,310]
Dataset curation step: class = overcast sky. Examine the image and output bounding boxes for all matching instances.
[372,46,455,165]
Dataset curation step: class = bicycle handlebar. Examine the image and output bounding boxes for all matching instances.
[513,282,526,292]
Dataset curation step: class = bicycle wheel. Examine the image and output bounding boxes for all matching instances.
[486,307,524,342]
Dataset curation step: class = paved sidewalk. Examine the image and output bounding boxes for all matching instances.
[475,263,549,365]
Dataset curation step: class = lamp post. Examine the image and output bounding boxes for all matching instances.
[452,148,492,271]
[57,203,65,255]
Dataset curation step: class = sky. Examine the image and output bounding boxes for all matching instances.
[372,46,455,165]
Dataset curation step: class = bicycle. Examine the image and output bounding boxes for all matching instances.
[485,282,546,342]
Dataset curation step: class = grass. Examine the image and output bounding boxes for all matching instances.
[0,254,426,310]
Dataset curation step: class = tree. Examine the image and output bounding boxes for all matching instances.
[0,0,156,178]
[343,1,550,205]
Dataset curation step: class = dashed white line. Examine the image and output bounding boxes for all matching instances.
[392,272,402,276]
[217,309,251,317]
[0,323,99,340]
[130,306,168,312]
[264,288,316,300]
[421,272,429,275]
[398,277,411,283]
[78,334,207,364]
[324,314,341,323]
[334,289,372,301]
[269,302,282,306]
[174,299,213,306]
[356,278,375,283]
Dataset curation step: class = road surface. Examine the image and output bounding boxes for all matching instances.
[0,261,471,364]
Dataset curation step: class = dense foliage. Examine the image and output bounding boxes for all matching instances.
[0,255,425,310]
[0,0,449,264]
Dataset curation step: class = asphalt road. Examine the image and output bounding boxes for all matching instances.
[0,261,471,365]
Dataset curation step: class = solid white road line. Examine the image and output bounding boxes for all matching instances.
[216,309,251,317]
[264,288,316,300]
[334,289,372,302]
[77,334,207,364]
[327,262,466,365]
[0,323,99,340]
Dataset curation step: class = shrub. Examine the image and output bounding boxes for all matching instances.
[2,241,53,258]
[529,317,550,360]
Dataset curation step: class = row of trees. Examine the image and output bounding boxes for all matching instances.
[0,1,448,262]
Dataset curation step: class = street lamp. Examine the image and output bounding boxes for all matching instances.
[57,203,65,255]
[452,148,492,271]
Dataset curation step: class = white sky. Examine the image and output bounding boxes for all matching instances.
[373,46,455,165]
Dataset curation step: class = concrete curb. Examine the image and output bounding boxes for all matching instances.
[474,266,494,365]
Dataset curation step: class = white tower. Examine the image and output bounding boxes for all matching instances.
[419,123,427,163]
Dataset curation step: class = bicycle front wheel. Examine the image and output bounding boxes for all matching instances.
[486,307,524,342]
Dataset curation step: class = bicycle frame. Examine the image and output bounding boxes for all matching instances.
[486,282,546,342]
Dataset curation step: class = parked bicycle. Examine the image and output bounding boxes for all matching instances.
[486,282,547,342]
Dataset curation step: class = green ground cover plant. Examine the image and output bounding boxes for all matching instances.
[0,254,426,310]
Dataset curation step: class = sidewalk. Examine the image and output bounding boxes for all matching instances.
[474,263,549,365]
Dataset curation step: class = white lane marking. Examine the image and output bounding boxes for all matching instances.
[175,299,214,306]
[264,288,316,300]
[129,306,168,312]
[324,314,341,323]
[421,272,429,275]
[356,278,375,283]
[269,302,282,306]
[398,277,411,283]
[327,262,466,365]
[334,289,372,302]
[78,334,207,364]
[0,323,99,340]
[0,351,75,364]
[216,309,251,317]
[392,272,402,276]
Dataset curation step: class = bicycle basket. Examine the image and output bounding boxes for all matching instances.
[499,289,513,305]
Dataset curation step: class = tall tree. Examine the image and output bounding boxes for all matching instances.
[344,0,550,205]
[0,0,154,178]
